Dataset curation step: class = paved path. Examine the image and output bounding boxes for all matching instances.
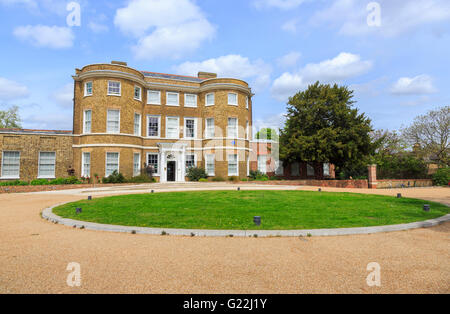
[0,184,449,293]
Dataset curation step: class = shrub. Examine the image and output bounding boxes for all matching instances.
[102,171,126,184]
[31,179,50,186]
[0,180,29,186]
[186,167,208,182]
[432,168,450,186]
[241,178,248,182]
[199,178,208,182]
[228,176,239,182]
[127,175,156,183]
[249,170,263,180]
[212,176,225,182]
[49,178,66,185]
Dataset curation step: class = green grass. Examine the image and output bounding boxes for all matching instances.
[53,190,449,230]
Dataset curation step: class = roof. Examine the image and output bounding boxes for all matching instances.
[0,128,73,135]
[141,71,204,83]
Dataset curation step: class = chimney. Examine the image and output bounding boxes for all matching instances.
[111,61,128,66]
[198,71,217,79]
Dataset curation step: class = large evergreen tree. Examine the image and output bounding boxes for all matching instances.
[279,82,374,173]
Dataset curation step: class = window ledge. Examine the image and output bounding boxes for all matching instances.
[37,176,55,179]
[107,93,121,97]
[0,176,20,180]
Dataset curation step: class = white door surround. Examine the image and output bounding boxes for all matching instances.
[158,143,187,183]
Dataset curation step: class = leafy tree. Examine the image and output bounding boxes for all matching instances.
[401,106,449,166]
[0,106,21,128]
[279,82,374,175]
[256,128,279,141]
[371,129,408,157]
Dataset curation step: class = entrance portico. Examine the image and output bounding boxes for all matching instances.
[158,143,187,183]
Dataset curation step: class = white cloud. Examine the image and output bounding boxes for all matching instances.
[253,0,306,10]
[114,0,215,60]
[277,51,301,68]
[13,25,74,49]
[390,75,437,95]
[311,0,450,37]
[281,18,300,33]
[50,83,73,108]
[0,77,30,101]
[174,54,272,92]
[88,21,109,34]
[271,52,373,101]
[253,112,286,131]
[0,0,36,8]
[23,113,72,130]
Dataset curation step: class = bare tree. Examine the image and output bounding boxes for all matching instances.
[402,106,449,166]
[0,105,22,128]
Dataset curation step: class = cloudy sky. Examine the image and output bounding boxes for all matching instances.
[0,0,449,132]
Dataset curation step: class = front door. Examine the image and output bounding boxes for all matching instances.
[167,161,176,182]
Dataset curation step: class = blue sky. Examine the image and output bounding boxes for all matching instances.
[0,0,449,132]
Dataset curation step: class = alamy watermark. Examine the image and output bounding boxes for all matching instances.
[66,262,81,287]
[66,2,81,27]
[367,2,381,27]
[366,262,381,287]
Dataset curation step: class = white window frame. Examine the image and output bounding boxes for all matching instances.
[83,109,92,134]
[166,92,180,106]
[134,113,141,136]
[1,151,20,179]
[185,153,197,171]
[107,109,120,134]
[205,154,215,176]
[205,93,215,106]
[107,81,121,96]
[184,94,197,108]
[38,151,56,179]
[184,117,197,139]
[133,153,141,177]
[228,93,238,106]
[82,152,91,178]
[147,90,161,105]
[228,154,239,176]
[134,86,142,101]
[105,152,120,177]
[84,81,93,97]
[166,116,180,139]
[205,118,215,138]
[147,115,161,138]
[146,153,160,176]
[227,117,238,139]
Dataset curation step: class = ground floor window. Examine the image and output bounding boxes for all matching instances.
[307,163,315,176]
[275,160,284,176]
[323,163,330,176]
[147,153,159,175]
[258,155,267,174]
[105,152,119,177]
[38,152,56,178]
[1,151,20,178]
[206,154,215,176]
[133,153,141,176]
[228,154,238,176]
[82,152,90,177]
[291,162,299,176]
[185,154,195,170]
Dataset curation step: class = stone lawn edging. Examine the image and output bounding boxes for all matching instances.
[42,201,450,238]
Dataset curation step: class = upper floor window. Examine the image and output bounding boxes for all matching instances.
[246,120,249,140]
[134,113,141,136]
[134,86,142,100]
[107,109,120,133]
[184,118,197,139]
[84,81,93,96]
[166,117,180,139]
[228,93,238,106]
[166,92,179,106]
[227,117,238,138]
[205,118,215,138]
[83,110,92,134]
[246,96,249,109]
[107,81,121,96]
[205,93,215,106]
[147,90,160,105]
[38,152,56,179]
[1,151,20,179]
[185,94,197,108]
[147,115,160,138]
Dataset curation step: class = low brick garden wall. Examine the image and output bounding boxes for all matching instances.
[0,183,141,194]
[376,179,433,189]
[242,179,369,189]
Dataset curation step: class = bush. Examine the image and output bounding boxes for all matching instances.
[376,155,429,179]
[432,168,450,186]
[212,176,225,182]
[31,179,50,186]
[249,170,263,180]
[199,178,208,182]
[241,178,248,182]
[228,176,239,182]
[65,176,81,185]
[127,175,156,183]
[0,180,29,186]
[102,171,126,184]
[186,167,208,182]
